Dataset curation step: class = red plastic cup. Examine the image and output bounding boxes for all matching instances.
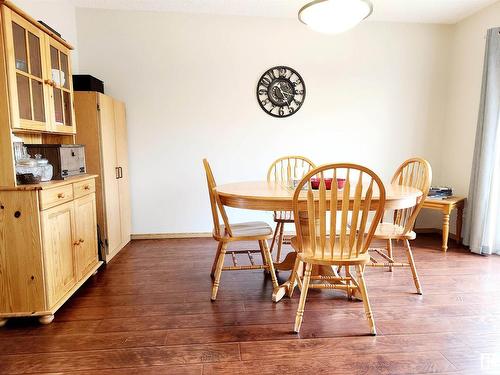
[310,178,346,190]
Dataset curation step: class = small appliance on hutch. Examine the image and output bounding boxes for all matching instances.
[25,144,86,180]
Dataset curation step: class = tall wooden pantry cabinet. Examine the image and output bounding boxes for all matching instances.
[74,92,131,263]
[0,1,101,326]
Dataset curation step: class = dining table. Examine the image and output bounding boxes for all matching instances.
[216,180,423,302]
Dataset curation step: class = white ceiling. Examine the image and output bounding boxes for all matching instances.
[74,0,499,24]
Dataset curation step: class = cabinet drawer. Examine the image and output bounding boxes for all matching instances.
[73,179,96,198]
[39,185,74,210]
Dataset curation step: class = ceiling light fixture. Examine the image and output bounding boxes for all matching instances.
[298,0,373,34]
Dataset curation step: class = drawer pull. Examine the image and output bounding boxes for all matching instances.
[83,185,90,190]
[57,193,65,199]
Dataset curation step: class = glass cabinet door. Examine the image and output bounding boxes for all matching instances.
[47,40,75,134]
[8,13,49,131]
[4,8,75,134]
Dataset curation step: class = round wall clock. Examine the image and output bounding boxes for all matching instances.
[256,66,306,118]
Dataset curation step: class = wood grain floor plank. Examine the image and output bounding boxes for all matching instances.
[239,333,467,360]
[0,319,102,337]
[165,320,381,345]
[0,343,239,374]
[202,351,456,375]
[377,315,500,335]
[56,300,246,321]
[0,330,167,355]
[440,348,500,374]
[38,364,203,374]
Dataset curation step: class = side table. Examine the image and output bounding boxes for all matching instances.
[420,196,466,252]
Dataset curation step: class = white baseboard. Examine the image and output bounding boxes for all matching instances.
[415,227,459,241]
[131,232,212,240]
[132,230,454,242]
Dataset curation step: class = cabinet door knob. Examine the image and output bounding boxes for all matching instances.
[79,239,85,244]
[57,193,65,199]
[73,241,80,246]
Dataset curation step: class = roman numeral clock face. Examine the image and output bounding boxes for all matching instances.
[257,66,305,118]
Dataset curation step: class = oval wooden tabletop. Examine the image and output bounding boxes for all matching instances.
[216,181,423,211]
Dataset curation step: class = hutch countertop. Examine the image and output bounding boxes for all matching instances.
[0,174,98,191]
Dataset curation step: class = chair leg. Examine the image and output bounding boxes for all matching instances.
[276,222,285,263]
[345,266,353,300]
[210,241,223,280]
[269,222,281,256]
[260,240,279,289]
[404,239,422,295]
[355,265,376,336]
[294,262,312,333]
[211,242,227,301]
[258,240,270,274]
[288,257,302,298]
[387,239,393,272]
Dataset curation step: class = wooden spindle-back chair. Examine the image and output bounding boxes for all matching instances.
[369,157,432,294]
[267,156,316,263]
[289,163,386,334]
[203,159,279,301]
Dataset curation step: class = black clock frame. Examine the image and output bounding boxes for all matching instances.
[256,66,306,118]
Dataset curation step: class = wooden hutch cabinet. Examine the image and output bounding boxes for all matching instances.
[0,1,101,326]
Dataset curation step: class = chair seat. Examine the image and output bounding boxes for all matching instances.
[290,236,371,266]
[215,221,273,241]
[372,222,416,240]
[273,210,294,223]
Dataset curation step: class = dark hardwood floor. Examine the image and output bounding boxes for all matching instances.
[1,234,500,374]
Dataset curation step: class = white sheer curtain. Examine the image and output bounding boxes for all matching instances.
[464,27,500,255]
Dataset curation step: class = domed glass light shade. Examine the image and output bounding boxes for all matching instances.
[298,0,373,34]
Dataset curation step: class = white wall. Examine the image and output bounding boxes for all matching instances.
[15,0,79,72]
[75,8,452,234]
[442,2,500,195]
